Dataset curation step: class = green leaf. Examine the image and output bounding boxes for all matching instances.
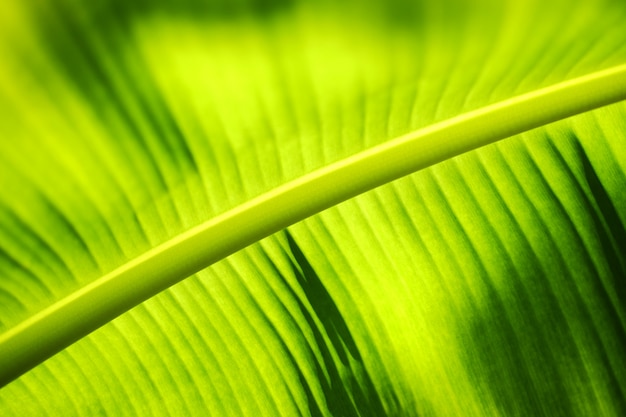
[1,0,626,416]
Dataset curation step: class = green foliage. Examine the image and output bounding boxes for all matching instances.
[1,0,626,415]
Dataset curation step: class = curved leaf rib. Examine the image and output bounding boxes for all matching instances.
[2,63,626,387]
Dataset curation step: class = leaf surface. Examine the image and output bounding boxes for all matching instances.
[1,0,626,415]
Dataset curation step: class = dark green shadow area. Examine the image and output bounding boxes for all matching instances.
[462,293,577,417]
[462,268,626,416]
[279,230,388,417]
[578,138,626,295]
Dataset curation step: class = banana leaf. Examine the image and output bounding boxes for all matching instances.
[1,0,626,415]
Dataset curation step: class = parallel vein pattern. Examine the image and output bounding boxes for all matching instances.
[1,0,626,415]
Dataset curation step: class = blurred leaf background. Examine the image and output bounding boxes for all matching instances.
[1,0,626,415]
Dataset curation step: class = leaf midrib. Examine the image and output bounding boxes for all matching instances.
[2,63,626,387]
